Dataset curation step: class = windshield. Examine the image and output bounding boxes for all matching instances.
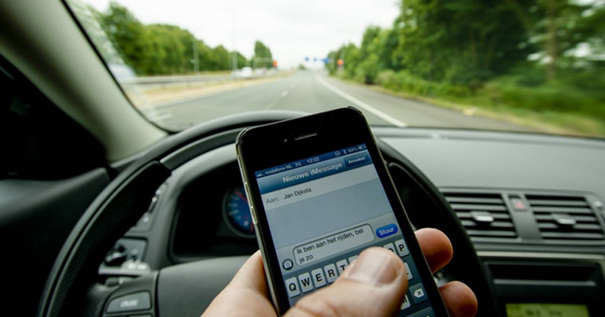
[67,0,604,136]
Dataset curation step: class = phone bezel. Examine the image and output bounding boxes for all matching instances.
[236,107,449,316]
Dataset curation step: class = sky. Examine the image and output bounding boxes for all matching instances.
[84,0,400,68]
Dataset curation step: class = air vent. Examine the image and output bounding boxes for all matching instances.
[527,195,604,241]
[443,193,517,240]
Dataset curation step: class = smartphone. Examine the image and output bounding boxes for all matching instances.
[236,107,449,316]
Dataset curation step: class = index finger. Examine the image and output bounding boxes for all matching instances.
[415,228,454,273]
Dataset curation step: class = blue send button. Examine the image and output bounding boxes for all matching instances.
[345,154,370,168]
[376,224,398,238]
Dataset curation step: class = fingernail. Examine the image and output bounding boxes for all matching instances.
[343,248,402,285]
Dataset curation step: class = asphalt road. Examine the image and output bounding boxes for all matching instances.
[151,71,530,132]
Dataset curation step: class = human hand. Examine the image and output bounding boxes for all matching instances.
[202,228,478,316]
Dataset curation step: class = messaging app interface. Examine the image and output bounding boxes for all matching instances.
[255,144,437,316]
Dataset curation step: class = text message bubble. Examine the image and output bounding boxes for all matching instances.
[293,224,374,266]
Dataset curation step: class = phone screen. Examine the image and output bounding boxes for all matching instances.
[254,143,438,316]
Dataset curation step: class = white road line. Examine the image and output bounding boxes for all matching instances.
[265,89,290,109]
[315,75,407,127]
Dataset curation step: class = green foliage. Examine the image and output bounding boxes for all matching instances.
[235,52,248,69]
[97,2,154,74]
[95,1,253,75]
[326,0,605,132]
[329,0,605,85]
[350,27,386,84]
[143,24,197,74]
[391,0,536,84]
[354,54,380,84]
[376,70,472,98]
[212,45,231,70]
[326,43,359,76]
[253,41,273,68]
[498,84,603,116]
[487,68,605,118]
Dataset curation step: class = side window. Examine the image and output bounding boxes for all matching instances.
[0,56,105,179]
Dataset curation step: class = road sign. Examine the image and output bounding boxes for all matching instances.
[337,59,343,66]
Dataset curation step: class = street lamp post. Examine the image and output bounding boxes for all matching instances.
[231,0,237,72]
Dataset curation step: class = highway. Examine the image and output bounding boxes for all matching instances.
[149,71,530,132]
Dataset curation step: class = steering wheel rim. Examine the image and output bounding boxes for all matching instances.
[379,140,500,316]
[38,110,498,317]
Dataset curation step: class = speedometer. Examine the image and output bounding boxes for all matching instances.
[222,187,255,238]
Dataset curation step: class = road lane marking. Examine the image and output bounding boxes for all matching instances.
[315,75,407,127]
[265,89,290,109]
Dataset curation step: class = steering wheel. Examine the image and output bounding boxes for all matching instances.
[38,111,498,317]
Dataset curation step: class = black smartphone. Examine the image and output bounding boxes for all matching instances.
[236,107,449,316]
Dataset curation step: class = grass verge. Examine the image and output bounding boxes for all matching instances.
[336,76,605,137]
[126,71,295,109]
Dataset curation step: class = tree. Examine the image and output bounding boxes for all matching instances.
[93,1,270,75]
[97,2,155,75]
[253,41,273,68]
[195,40,216,72]
[326,43,360,77]
[234,51,249,69]
[210,45,230,70]
[145,24,196,74]
[506,0,605,81]
[390,0,536,85]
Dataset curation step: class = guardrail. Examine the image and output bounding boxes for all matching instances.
[117,70,286,91]
[118,73,233,85]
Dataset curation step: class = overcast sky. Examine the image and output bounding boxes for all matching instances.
[85,0,400,68]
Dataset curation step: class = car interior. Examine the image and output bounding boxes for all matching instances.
[1,1,604,317]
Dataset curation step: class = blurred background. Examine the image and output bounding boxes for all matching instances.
[68,0,605,136]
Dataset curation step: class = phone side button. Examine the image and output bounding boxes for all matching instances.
[285,277,301,298]
[243,182,251,200]
[250,205,258,224]
[244,183,257,224]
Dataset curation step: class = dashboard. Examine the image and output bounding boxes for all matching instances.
[171,163,258,259]
[102,127,605,316]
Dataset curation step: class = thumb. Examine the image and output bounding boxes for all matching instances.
[285,247,408,317]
